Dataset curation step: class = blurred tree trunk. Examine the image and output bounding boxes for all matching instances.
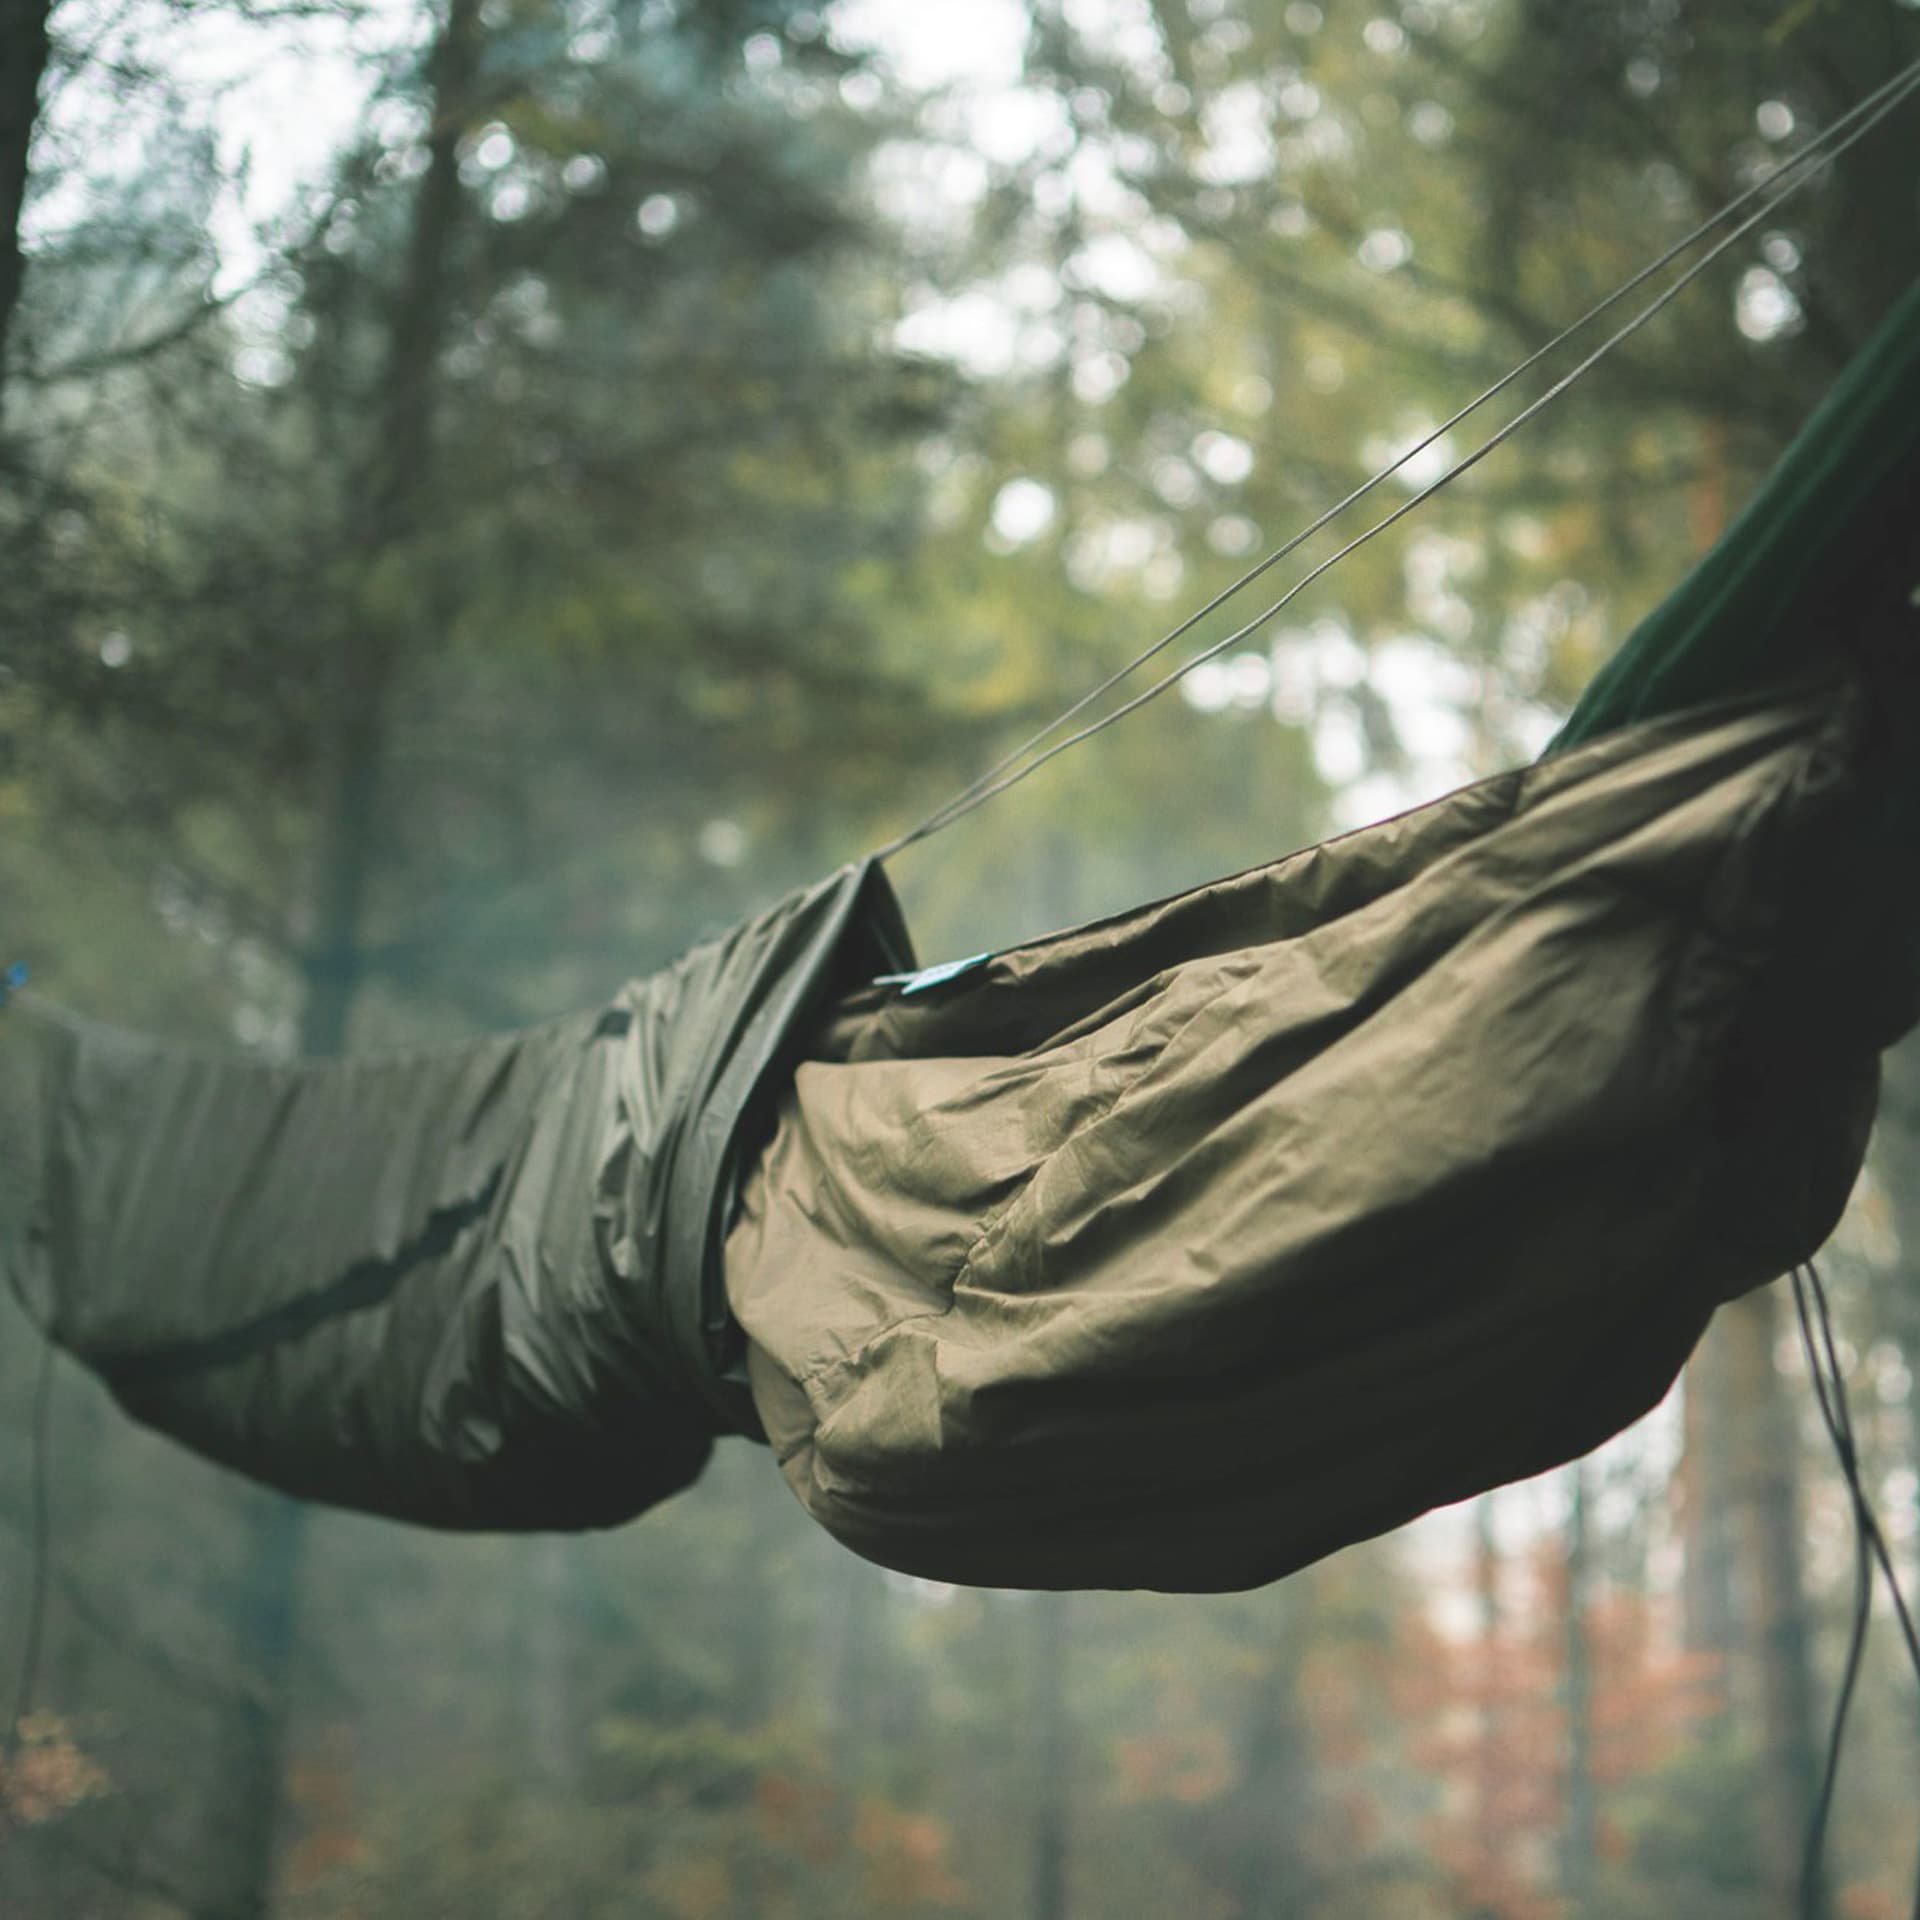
[1872,1032,1920,1558]
[831,1556,880,1783]
[1029,1591,1070,1920]
[228,3,483,1908]
[522,1539,580,1788]
[303,0,480,1049]
[1473,1494,1503,1888]
[1680,1330,1739,1675]
[1227,1581,1315,1920]
[230,1494,305,1918]
[728,1468,787,1732]
[1724,1285,1828,1920]
[0,0,52,414]
[1561,1464,1598,1913]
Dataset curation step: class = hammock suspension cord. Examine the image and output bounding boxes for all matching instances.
[874,53,1920,860]
[1793,1262,1920,1920]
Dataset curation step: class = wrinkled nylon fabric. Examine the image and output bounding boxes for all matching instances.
[0,862,910,1528]
[727,686,1907,1591]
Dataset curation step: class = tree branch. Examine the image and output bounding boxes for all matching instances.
[30,287,243,387]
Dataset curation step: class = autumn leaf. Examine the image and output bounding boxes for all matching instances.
[0,1711,110,1827]
[853,1796,970,1908]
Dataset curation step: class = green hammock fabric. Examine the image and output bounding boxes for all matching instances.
[1553,275,1920,753]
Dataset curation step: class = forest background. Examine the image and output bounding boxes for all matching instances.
[1,0,1918,1915]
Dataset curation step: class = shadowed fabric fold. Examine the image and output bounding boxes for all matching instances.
[727,685,1911,1590]
[0,863,911,1528]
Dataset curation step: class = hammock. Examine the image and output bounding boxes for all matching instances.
[2,263,1915,1588]
[732,683,1909,1590]
[0,865,907,1527]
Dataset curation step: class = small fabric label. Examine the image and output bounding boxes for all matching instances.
[875,952,994,996]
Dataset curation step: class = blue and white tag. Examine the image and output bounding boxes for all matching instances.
[874,952,994,997]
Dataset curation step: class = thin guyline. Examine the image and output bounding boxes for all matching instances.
[882,77,1916,852]
[896,55,1920,848]
[876,57,1920,860]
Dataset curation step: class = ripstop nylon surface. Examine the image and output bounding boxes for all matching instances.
[731,684,1915,1589]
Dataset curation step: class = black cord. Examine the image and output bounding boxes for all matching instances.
[1790,1263,1920,1920]
[1804,1268,1920,1674]
[3,1334,56,1819]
